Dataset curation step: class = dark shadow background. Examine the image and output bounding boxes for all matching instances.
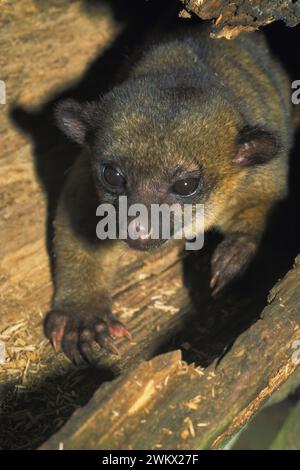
[1,0,300,449]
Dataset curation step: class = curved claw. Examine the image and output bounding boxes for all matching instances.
[96,333,120,356]
[79,329,96,364]
[108,320,132,341]
[210,233,258,296]
[62,330,81,364]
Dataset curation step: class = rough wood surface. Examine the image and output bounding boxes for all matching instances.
[181,0,300,38]
[41,256,300,450]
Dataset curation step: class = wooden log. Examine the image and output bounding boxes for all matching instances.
[270,401,300,450]
[181,0,300,39]
[41,255,300,450]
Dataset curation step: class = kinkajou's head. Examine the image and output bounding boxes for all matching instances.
[55,79,281,250]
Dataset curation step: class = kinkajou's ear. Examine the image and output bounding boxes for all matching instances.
[55,99,98,145]
[233,125,282,167]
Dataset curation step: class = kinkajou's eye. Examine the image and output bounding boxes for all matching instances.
[101,165,126,191]
[172,177,201,197]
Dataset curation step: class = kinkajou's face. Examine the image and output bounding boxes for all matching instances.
[88,85,217,250]
[92,154,204,250]
[55,81,281,250]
